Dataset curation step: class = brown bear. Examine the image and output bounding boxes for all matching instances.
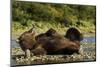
[17,27,83,56]
[17,27,36,58]
[32,28,83,55]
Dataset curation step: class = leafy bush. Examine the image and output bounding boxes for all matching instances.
[12,1,96,35]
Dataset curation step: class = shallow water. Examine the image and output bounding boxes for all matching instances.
[82,37,96,43]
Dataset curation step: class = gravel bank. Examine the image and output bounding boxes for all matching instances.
[11,45,96,66]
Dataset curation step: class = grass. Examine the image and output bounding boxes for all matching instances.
[12,21,95,38]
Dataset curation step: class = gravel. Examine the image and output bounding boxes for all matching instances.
[11,45,96,66]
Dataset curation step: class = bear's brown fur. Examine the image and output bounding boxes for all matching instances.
[33,28,82,55]
[18,27,83,56]
[65,27,83,41]
[18,27,36,57]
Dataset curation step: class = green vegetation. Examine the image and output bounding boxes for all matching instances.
[12,1,96,36]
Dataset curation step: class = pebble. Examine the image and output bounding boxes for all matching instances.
[11,46,96,65]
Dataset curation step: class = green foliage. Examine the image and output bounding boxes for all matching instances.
[12,1,96,35]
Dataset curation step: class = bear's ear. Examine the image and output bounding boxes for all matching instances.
[28,28,34,33]
[27,24,35,33]
[28,28,35,35]
[31,28,35,35]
